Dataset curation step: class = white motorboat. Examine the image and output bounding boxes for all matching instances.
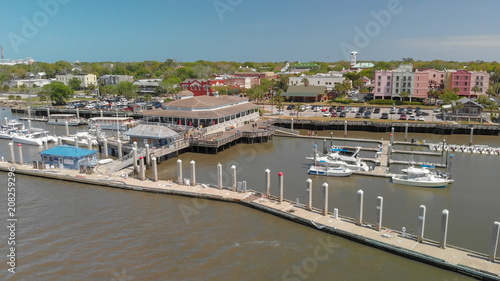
[0,119,25,140]
[392,166,453,188]
[308,165,353,177]
[47,114,86,126]
[60,127,105,146]
[307,146,370,172]
[12,129,57,146]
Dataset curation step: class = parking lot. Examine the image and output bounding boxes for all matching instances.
[263,104,442,122]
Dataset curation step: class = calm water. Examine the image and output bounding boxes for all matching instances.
[1,107,498,280]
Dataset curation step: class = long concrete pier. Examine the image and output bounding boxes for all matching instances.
[1,161,498,280]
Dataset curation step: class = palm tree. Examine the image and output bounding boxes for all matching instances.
[399,91,410,102]
[471,86,480,99]
[451,102,464,121]
[301,78,309,86]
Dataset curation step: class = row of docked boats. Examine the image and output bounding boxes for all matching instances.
[306,144,454,188]
[0,120,57,145]
[47,114,138,130]
[430,143,500,155]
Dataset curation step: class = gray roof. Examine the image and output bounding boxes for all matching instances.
[454,97,484,109]
[125,124,179,139]
[143,103,257,118]
[285,85,326,94]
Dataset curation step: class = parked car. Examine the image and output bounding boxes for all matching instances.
[339,111,347,118]
[351,107,358,113]
[408,115,416,121]
[287,105,295,110]
[331,112,338,117]
[389,107,396,114]
[304,104,311,110]
[314,106,323,112]
[359,107,366,113]
[374,107,380,114]
[397,108,405,114]
[323,112,331,117]
[321,108,329,112]
[433,108,441,113]
[417,116,425,121]
[355,112,362,118]
[406,107,413,114]
[399,113,407,120]
[277,109,284,114]
[363,112,371,119]
[380,113,389,119]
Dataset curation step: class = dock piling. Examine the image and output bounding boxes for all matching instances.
[17,144,23,165]
[278,172,284,203]
[376,196,383,231]
[4,117,7,126]
[344,120,347,137]
[242,181,247,192]
[356,190,364,225]
[322,182,328,216]
[65,121,69,136]
[291,118,294,131]
[103,139,108,158]
[177,159,183,184]
[231,165,237,192]
[145,144,150,166]
[87,137,92,150]
[133,141,137,151]
[28,106,31,119]
[76,108,79,119]
[57,137,62,146]
[306,178,312,211]
[132,148,138,174]
[190,160,196,186]
[323,139,327,154]
[417,205,426,242]
[390,127,394,145]
[74,136,78,148]
[469,127,474,146]
[28,120,31,132]
[44,139,48,150]
[265,169,270,196]
[333,208,338,219]
[47,108,50,118]
[152,157,158,182]
[100,110,103,117]
[440,209,449,249]
[139,156,145,181]
[330,132,333,147]
[117,139,122,158]
[9,142,16,164]
[217,163,222,190]
[405,123,408,142]
[490,221,500,262]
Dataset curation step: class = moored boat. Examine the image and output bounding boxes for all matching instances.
[308,165,353,177]
[88,117,138,131]
[47,114,86,126]
[12,129,57,146]
[392,166,453,188]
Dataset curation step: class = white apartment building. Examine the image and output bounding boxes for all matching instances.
[55,74,97,88]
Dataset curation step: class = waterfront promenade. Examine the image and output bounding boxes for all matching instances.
[1,160,499,280]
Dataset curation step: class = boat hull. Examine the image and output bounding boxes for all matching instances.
[308,166,353,177]
[391,176,451,188]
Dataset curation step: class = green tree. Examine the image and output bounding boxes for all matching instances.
[352,78,364,89]
[441,90,460,104]
[399,91,410,102]
[143,94,153,102]
[471,86,480,98]
[116,81,139,100]
[100,84,117,96]
[48,82,74,105]
[161,76,182,97]
[427,90,441,104]
[68,77,82,90]
[301,78,309,86]
[8,95,15,100]
[451,102,464,120]
[3,84,10,92]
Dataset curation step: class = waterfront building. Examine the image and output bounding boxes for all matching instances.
[40,145,97,170]
[124,124,180,148]
[288,74,344,91]
[176,90,195,100]
[442,97,485,121]
[223,77,260,90]
[142,95,259,128]
[55,74,97,88]
[281,85,327,102]
[133,79,161,95]
[98,75,134,86]
[450,70,489,98]
[179,79,225,96]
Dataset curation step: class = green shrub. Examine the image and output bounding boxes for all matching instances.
[8,95,15,100]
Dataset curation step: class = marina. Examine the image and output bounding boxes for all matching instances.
[0,158,499,280]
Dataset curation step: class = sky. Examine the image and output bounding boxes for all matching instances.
[1,0,500,63]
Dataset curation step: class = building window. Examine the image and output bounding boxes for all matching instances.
[386,88,390,93]
[49,156,54,162]
[480,88,483,92]
[441,74,444,78]
[455,82,458,86]
[403,83,406,87]
[377,88,380,93]
[377,82,381,86]
[465,76,468,79]
[396,77,399,81]
[378,76,381,80]
[395,89,399,93]
[417,83,419,87]
[465,82,468,86]
[386,82,390,86]
[433,74,436,78]
[481,76,484,80]
[456,76,459,79]
[396,83,399,87]
[317,81,320,85]
[464,88,467,92]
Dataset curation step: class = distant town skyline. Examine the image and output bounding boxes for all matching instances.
[2,0,500,63]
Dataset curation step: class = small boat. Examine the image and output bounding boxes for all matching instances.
[60,127,105,146]
[12,129,57,146]
[392,166,453,188]
[308,165,353,177]
[98,158,113,164]
[88,117,138,131]
[307,146,370,172]
[47,114,86,126]
[0,119,25,140]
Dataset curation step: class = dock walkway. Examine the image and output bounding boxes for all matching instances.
[1,161,498,280]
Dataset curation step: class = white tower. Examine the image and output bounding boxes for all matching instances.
[350,51,358,67]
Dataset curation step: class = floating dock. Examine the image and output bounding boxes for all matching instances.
[1,161,498,280]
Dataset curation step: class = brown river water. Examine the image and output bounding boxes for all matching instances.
[1,108,498,280]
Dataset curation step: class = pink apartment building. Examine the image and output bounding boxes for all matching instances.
[374,71,393,99]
